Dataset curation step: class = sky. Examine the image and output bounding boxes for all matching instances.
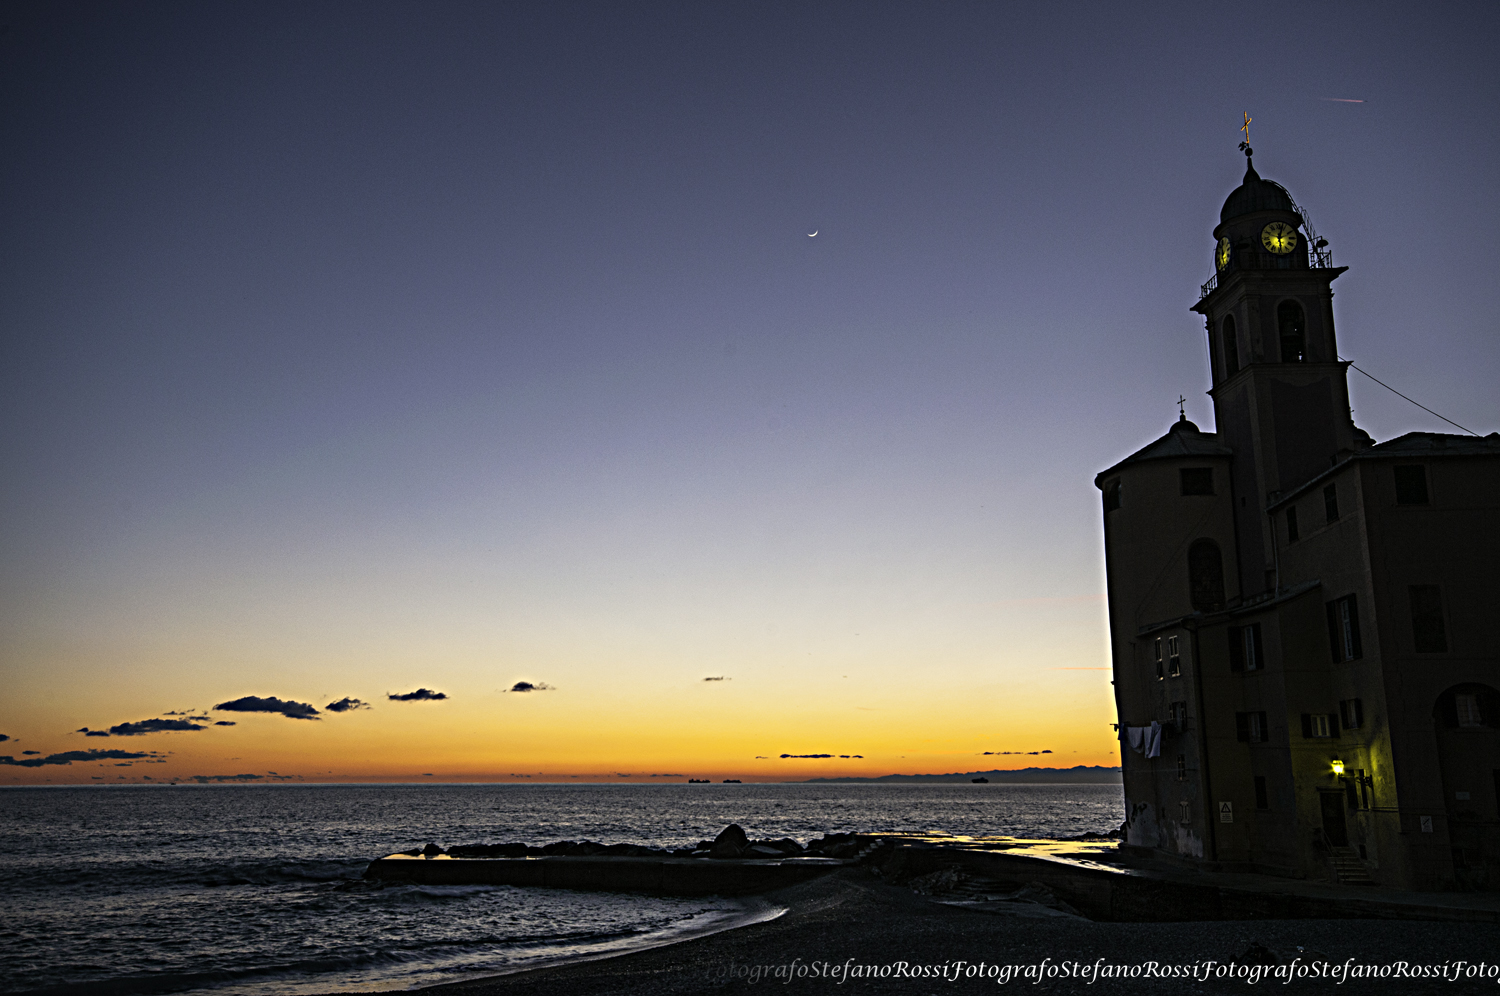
[2,1,1496,785]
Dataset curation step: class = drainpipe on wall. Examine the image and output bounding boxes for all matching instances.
[1189,622,1218,862]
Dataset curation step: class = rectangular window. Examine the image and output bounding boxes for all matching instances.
[1409,585,1449,653]
[1235,711,1268,743]
[1339,698,1364,730]
[1394,465,1429,505]
[1457,694,1483,728]
[1170,700,1188,731]
[1323,483,1339,523]
[1176,754,1187,781]
[1179,800,1191,824]
[1167,635,1181,677]
[1286,506,1299,542]
[1254,776,1269,810]
[1326,595,1362,661]
[1153,637,1163,680]
[1301,713,1339,738]
[1228,623,1265,672]
[1103,478,1121,513]
[1180,468,1214,496]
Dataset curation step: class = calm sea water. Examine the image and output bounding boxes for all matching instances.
[0,782,1123,995]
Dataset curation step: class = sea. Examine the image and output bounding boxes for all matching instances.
[0,782,1124,996]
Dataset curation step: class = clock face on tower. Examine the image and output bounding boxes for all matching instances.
[1261,222,1298,254]
[1216,237,1231,271]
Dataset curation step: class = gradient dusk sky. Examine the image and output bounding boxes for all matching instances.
[2,2,1496,784]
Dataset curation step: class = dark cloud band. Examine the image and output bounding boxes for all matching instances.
[213,696,320,719]
[1,749,165,767]
[389,688,447,701]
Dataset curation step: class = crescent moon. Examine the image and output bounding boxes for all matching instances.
[807,231,818,237]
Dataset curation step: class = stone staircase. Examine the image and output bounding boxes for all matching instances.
[1330,846,1374,885]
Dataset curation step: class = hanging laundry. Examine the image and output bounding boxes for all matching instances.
[1145,720,1162,759]
[1127,726,1146,754]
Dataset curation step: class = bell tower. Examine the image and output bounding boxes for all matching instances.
[1191,139,1362,598]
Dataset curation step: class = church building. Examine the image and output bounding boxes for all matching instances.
[1095,148,1500,891]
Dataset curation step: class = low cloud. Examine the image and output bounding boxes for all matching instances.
[703,676,728,682]
[191,773,263,783]
[214,696,320,720]
[1,749,165,768]
[647,773,685,777]
[325,697,370,712]
[504,682,552,693]
[77,728,110,737]
[982,749,1054,755]
[389,688,447,701]
[22,750,40,755]
[214,721,236,726]
[779,753,861,759]
[0,734,9,742]
[92,718,208,737]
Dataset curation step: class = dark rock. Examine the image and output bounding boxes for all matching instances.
[709,823,749,858]
[566,841,607,856]
[448,842,530,858]
[421,842,444,856]
[539,840,577,855]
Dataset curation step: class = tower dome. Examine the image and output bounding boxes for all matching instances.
[1220,158,1296,223]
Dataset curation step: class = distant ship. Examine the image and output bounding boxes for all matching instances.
[687,778,710,783]
[971,777,989,783]
[722,779,741,783]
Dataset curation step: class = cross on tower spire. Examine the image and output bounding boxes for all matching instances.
[1238,112,1253,157]
[1178,395,1187,420]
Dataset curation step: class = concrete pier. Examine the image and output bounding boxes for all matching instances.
[364,853,847,896]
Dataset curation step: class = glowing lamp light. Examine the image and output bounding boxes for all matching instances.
[1331,759,1346,777]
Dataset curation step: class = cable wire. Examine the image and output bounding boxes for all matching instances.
[1339,356,1478,436]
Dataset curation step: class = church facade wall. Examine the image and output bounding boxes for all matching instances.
[1099,155,1499,892]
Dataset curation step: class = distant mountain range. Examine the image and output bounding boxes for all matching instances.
[801,765,1122,784]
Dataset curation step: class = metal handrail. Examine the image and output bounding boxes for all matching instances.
[1199,245,1336,300]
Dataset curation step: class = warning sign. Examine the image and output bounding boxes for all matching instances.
[1219,801,1233,823]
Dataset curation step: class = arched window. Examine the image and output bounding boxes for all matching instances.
[1188,539,1226,612]
[1278,300,1306,363]
[1221,315,1239,376]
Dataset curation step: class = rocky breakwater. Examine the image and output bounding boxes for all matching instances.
[363,825,867,896]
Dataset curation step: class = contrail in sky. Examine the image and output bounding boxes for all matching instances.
[1321,97,1365,103]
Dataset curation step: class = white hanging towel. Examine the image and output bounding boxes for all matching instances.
[1145,720,1163,759]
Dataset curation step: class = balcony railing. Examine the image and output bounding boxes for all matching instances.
[1200,245,1336,300]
